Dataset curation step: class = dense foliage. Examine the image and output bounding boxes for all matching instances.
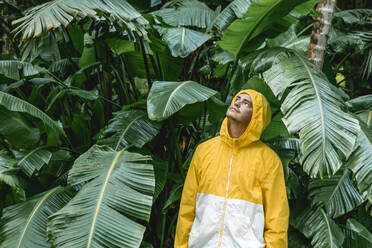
[0,0,371,247]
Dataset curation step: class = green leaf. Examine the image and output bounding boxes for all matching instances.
[241,76,281,106]
[214,0,253,31]
[152,157,168,202]
[47,145,155,248]
[147,81,217,121]
[309,169,364,218]
[99,109,162,150]
[46,89,99,111]
[0,108,40,149]
[217,0,307,56]
[347,95,372,113]
[0,154,25,190]
[346,123,372,202]
[263,51,359,178]
[266,24,309,53]
[155,26,211,58]
[15,148,52,177]
[334,9,372,25]
[295,208,344,248]
[151,0,215,28]
[346,219,372,244]
[0,91,65,136]
[0,60,43,80]
[162,184,183,212]
[79,33,96,69]
[12,0,148,40]
[0,187,74,248]
[261,113,288,141]
[105,38,135,55]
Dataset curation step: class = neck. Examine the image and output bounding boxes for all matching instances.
[228,118,248,138]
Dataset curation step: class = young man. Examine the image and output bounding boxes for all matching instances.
[174,89,289,248]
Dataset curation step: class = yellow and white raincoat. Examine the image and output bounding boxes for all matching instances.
[175,90,289,248]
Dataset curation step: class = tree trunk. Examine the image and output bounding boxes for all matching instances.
[307,0,337,69]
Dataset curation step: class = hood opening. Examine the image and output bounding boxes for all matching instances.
[220,89,271,148]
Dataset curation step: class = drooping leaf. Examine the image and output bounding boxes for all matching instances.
[147,81,217,121]
[99,109,162,150]
[346,123,372,202]
[162,184,183,212]
[263,51,359,178]
[334,9,372,25]
[12,0,148,40]
[0,187,74,248]
[0,108,40,149]
[15,148,52,177]
[0,154,24,190]
[294,207,344,248]
[0,91,65,136]
[46,89,99,111]
[308,169,364,218]
[266,25,309,53]
[0,61,43,80]
[347,94,372,113]
[346,219,372,244]
[152,157,168,202]
[217,0,308,56]
[152,0,215,28]
[213,0,253,31]
[155,26,211,58]
[105,38,135,55]
[79,33,96,69]
[47,145,154,248]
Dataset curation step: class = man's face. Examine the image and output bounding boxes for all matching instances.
[226,93,253,125]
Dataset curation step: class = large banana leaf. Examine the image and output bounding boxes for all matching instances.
[47,145,154,248]
[263,51,359,178]
[152,0,215,28]
[346,123,372,202]
[217,0,308,56]
[294,207,344,248]
[308,169,364,218]
[0,186,74,248]
[0,61,43,80]
[15,148,52,177]
[147,81,217,121]
[99,109,162,150]
[213,0,253,31]
[0,91,65,136]
[12,0,147,40]
[155,26,211,58]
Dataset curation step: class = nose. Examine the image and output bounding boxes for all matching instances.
[234,99,241,107]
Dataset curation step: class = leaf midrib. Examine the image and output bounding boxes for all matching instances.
[115,114,143,151]
[320,208,334,247]
[17,187,60,248]
[295,52,326,176]
[162,81,190,116]
[86,149,123,248]
[327,170,349,205]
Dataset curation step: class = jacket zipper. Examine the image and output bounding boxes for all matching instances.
[217,154,234,247]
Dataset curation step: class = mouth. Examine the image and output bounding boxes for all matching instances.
[229,107,240,113]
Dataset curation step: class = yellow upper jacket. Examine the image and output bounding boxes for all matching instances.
[174,90,289,248]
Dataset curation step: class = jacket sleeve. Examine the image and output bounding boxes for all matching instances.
[174,147,200,248]
[262,155,289,248]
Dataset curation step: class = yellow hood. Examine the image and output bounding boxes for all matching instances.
[220,89,271,148]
